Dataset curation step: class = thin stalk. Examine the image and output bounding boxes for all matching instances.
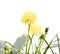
[28,34,34,53]
[37,39,42,54]
[37,34,47,54]
[43,43,60,49]
[25,36,29,54]
[43,34,57,54]
[25,24,31,54]
[56,36,60,54]
[42,37,55,54]
[39,34,47,48]
[39,39,44,48]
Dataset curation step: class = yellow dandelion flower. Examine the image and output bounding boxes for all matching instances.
[21,12,37,24]
[29,24,42,35]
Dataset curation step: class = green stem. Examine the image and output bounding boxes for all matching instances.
[28,34,34,53]
[42,38,54,54]
[56,35,60,54]
[43,34,57,54]
[25,24,31,54]
[37,34,46,53]
[43,43,60,49]
[39,39,44,49]
[25,36,29,54]
[36,39,42,54]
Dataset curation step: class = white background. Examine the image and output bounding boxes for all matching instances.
[0,0,60,46]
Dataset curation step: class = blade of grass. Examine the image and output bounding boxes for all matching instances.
[28,34,34,53]
[42,37,55,54]
[43,43,60,49]
[0,40,22,54]
[56,35,60,54]
[43,34,57,54]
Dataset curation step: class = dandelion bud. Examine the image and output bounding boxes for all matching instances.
[45,27,49,34]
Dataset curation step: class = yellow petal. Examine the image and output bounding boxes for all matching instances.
[30,24,42,35]
[21,12,37,24]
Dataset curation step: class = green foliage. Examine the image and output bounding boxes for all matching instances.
[1,28,60,54]
[2,45,13,54]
